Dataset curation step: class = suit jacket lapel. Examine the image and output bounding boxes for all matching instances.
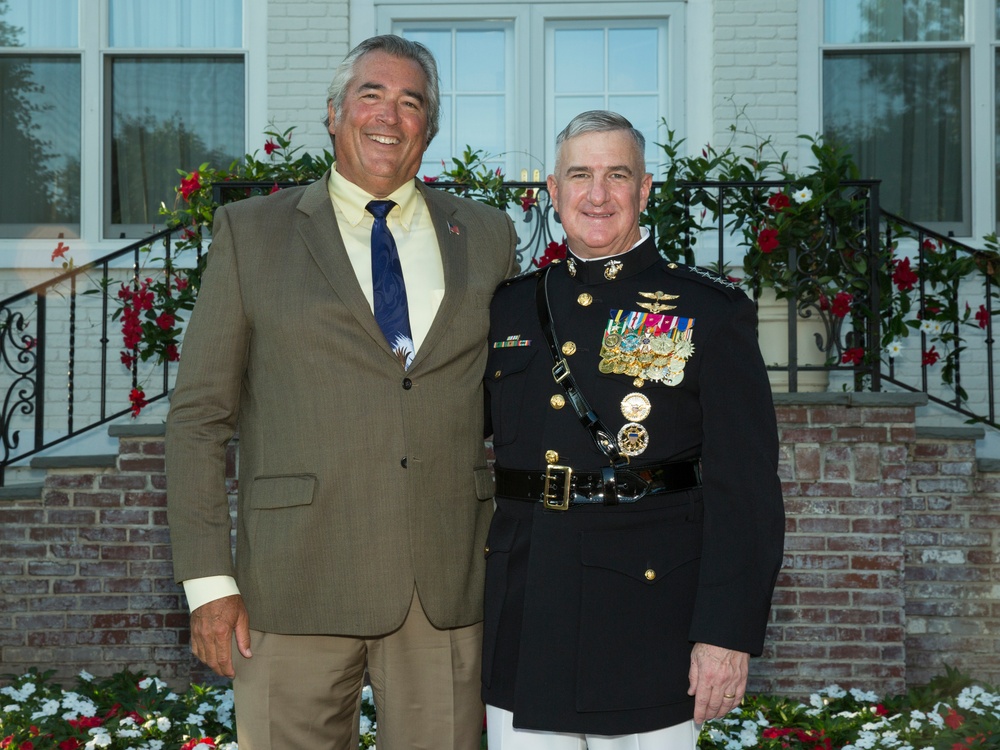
[295,174,393,356]
[414,180,469,368]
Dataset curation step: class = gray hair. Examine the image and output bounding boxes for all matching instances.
[325,35,441,145]
[554,110,646,173]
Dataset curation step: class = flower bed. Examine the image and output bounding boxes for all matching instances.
[2,668,998,749]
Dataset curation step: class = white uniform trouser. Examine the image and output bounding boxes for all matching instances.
[486,705,698,750]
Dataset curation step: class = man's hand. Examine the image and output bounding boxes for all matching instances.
[190,594,251,678]
[687,642,749,724]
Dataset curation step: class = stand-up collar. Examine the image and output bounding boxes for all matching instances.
[561,232,660,285]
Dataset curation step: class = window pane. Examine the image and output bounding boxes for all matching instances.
[110,57,244,234]
[455,95,504,155]
[109,0,242,48]
[554,30,604,92]
[456,30,504,90]
[2,0,78,47]
[0,56,80,238]
[824,0,965,43]
[823,51,968,230]
[608,29,657,91]
[404,30,452,89]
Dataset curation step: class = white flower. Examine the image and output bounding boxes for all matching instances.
[156,716,172,731]
[851,687,880,703]
[31,698,61,719]
[186,712,206,726]
[138,676,168,692]
[792,186,813,204]
[738,724,758,746]
[148,741,165,750]
[360,714,373,734]
[361,685,374,704]
[79,670,95,681]
[3,704,19,713]
[85,729,113,749]
[192,744,214,750]
[117,727,143,738]
[218,743,239,750]
[885,340,904,358]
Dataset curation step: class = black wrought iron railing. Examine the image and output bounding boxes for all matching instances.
[0,177,995,485]
[0,225,198,485]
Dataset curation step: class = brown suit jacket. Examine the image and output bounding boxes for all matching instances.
[166,173,517,635]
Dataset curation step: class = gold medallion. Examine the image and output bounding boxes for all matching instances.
[625,362,641,377]
[633,378,645,388]
[620,392,651,422]
[561,341,577,356]
[545,450,560,464]
[550,394,566,409]
[665,370,684,387]
[603,260,623,280]
[617,423,649,457]
[577,293,593,306]
[604,332,622,348]
[566,257,578,277]
[613,361,628,375]
[599,358,615,373]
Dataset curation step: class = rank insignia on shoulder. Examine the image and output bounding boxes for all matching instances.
[493,335,532,348]
[686,266,742,291]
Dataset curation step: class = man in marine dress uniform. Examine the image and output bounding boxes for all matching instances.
[481,110,786,749]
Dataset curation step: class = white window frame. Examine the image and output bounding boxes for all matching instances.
[363,0,696,178]
[801,1,995,241]
[0,0,266,264]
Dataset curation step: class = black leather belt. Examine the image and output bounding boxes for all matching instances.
[494,459,702,511]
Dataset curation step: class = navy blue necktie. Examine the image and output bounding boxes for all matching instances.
[367,200,414,368]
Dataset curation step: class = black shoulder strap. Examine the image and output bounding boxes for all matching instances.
[534,267,628,468]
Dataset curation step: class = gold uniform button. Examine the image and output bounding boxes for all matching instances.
[577,293,593,306]
[550,394,566,409]
[644,569,656,581]
[561,341,577,356]
[494,370,502,379]
[544,450,559,464]
[484,545,490,555]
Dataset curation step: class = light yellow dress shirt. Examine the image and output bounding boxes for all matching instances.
[182,170,446,612]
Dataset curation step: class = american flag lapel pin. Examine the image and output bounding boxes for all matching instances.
[448,221,460,236]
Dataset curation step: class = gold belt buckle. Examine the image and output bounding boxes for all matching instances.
[542,464,573,511]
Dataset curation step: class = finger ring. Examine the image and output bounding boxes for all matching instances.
[723,693,736,699]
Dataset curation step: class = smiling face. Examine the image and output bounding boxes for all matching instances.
[327,50,431,197]
[548,129,652,259]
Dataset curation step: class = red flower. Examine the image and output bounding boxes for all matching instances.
[874,703,888,716]
[269,182,281,195]
[975,304,989,329]
[923,346,940,366]
[67,717,102,731]
[129,388,148,418]
[422,175,439,183]
[520,189,538,212]
[23,336,35,351]
[892,256,919,291]
[0,736,12,748]
[767,192,790,211]
[757,227,779,254]
[533,240,568,268]
[841,347,864,365]
[167,343,179,362]
[51,241,70,262]
[944,707,965,729]
[180,172,202,200]
[831,291,852,318]
[180,739,217,750]
[181,227,198,241]
[264,138,279,155]
[176,277,189,291]
[121,351,136,369]
[156,312,176,330]
[59,740,82,750]
[921,238,938,252]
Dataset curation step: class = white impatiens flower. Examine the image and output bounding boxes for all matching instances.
[79,670,95,681]
[147,741,165,750]
[792,186,813,204]
[156,716,172,731]
[218,743,239,750]
[3,704,20,713]
[138,676,169,692]
[85,729,113,749]
[31,698,61,719]
[186,712,206,726]
[360,714,373,734]
[850,687,880,703]
[885,340,904,358]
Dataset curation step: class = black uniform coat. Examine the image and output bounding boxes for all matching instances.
[481,236,785,734]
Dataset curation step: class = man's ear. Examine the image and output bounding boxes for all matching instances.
[327,101,337,136]
[547,174,559,212]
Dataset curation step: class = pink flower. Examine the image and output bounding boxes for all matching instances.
[757,227,779,254]
[831,291,852,318]
[841,347,864,365]
[51,241,70,262]
[180,172,201,200]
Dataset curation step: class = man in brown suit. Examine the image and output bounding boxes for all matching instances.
[166,35,517,750]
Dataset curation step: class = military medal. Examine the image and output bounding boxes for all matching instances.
[617,423,649,456]
[637,291,680,314]
[620,392,651,421]
[598,308,696,387]
[603,260,623,280]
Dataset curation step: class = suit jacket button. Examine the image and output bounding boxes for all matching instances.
[401,457,408,468]
[402,378,413,389]
[644,569,656,581]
